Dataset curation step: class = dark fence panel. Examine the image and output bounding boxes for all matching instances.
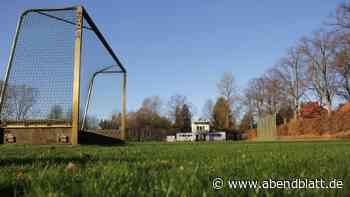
[127,128,179,141]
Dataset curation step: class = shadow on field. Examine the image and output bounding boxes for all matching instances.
[79,131,125,146]
[0,185,14,197]
[0,128,3,144]
[0,154,137,167]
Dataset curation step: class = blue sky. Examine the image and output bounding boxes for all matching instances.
[0,0,344,119]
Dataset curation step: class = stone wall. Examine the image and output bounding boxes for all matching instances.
[2,127,71,144]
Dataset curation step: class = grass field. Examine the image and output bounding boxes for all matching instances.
[0,141,350,197]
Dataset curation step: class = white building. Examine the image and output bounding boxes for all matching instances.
[168,119,226,142]
[191,120,210,134]
[190,119,211,141]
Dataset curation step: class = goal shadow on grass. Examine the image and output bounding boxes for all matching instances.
[0,153,136,168]
[78,131,125,146]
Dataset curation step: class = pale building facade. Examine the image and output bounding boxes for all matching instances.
[191,120,210,134]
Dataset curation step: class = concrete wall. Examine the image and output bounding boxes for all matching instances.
[1,128,125,145]
[2,127,72,144]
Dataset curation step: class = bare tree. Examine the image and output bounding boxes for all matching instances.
[244,73,289,119]
[326,2,350,100]
[262,72,290,115]
[272,46,308,118]
[0,81,14,118]
[217,72,240,127]
[141,96,163,115]
[6,84,38,120]
[244,78,266,117]
[334,2,350,30]
[98,111,122,130]
[202,99,214,121]
[300,30,338,113]
[332,31,350,100]
[129,96,171,132]
[217,72,238,105]
[167,94,187,123]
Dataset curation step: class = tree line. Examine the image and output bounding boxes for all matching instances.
[0,2,349,137]
[241,2,350,131]
[99,2,350,135]
[98,71,240,135]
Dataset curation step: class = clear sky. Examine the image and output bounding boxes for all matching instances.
[0,0,344,119]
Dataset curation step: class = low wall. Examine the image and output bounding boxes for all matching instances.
[1,127,124,145]
[2,127,72,144]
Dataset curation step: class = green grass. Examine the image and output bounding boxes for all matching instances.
[0,141,350,196]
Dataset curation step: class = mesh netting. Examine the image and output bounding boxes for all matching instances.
[1,8,124,127]
[83,74,122,129]
[80,16,123,129]
[1,9,76,122]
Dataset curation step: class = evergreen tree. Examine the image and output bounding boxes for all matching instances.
[181,104,192,132]
[48,105,63,119]
[174,105,183,129]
